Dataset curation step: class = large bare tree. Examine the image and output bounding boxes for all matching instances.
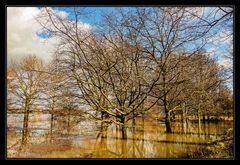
[36,7,233,135]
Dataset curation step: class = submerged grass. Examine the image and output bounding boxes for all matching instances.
[183,128,233,158]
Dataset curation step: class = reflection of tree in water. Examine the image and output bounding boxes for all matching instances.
[73,118,231,158]
[84,118,146,158]
[7,113,232,158]
[53,112,85,136]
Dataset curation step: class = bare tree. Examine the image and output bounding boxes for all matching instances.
[37,7,165,139]
[40,60,67,141]
[107,7,220,133]
[7,55,45,146]
[37,7,233,136]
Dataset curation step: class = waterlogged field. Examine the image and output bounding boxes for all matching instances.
[7,114,232,158]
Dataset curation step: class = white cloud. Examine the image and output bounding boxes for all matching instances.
[185,7,205,17]
[7,7,60,64]
[7,7,91,65]
[77,21,92,34]
[209,30,233,46]
[218,57,232,69]
[206,47,217,58]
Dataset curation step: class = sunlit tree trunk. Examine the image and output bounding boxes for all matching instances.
[100,112,109,138]
[21,100,30,146]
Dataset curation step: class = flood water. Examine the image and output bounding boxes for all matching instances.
[7,113,233,158]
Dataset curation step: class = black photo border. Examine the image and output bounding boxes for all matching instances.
[1,0,238,161]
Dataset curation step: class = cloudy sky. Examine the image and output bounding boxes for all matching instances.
[7,7,232,69]
[7,7,94,65]
[7,7,57,64]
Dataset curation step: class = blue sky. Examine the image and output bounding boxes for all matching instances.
[8,7,233,89]
[35,7,232,64]
[37,7,114,38]
[53,7,114,25]
[9,7,233,69]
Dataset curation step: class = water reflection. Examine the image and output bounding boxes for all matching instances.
[7,114,232,158]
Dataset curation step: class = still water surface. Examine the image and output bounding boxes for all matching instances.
[7,114,232,158]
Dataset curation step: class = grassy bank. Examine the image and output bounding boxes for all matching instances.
[183,128,233,158]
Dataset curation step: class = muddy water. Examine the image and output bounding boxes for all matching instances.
[7,114,232,158]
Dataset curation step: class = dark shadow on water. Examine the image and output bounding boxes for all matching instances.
[98,136,211,146]
[170,131,224,136]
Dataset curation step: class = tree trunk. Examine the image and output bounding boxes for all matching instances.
[181,102,186,133]
[132,113,136,130]
[121,116,127,139]
[171,111,176,121]
[101,122,108,138]
[165,112,172,133]
[197,104,201,136]
[141,102,145,132]
[202,114,206,123]
[132,118,136,134]
[164,99,172,133]
[116,124,119,148]
[22,104,30,146]
[100,112,108,138]
[181,111,184,122]
[50,113,54,142]
[99,135,107,151]
[203,121,207,139]
[186,118,189,133]
[67,109,71,134]
[163,82,172,133]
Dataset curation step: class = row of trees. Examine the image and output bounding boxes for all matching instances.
[7,7,233,145]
